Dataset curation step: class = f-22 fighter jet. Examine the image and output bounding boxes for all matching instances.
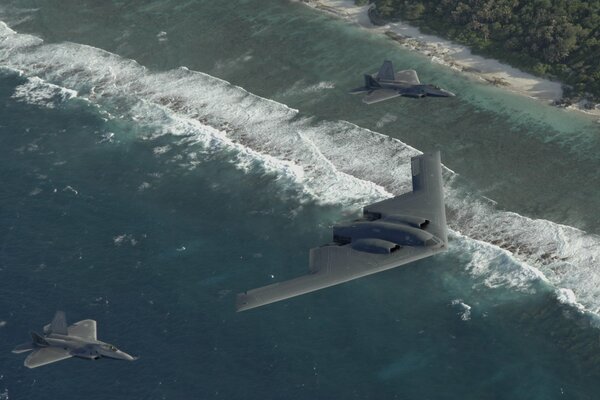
[13,311,137,368]
[351,60,455,104]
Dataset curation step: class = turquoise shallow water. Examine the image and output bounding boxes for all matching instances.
[1,1,600,399]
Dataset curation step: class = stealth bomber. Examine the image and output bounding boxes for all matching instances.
[237,151,448,311]
[13,311,137,368]
[350,60,455,104]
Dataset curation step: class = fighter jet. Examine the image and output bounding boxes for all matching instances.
[350,60,455,104]
[237,151,448,311]
[12,311,137,368]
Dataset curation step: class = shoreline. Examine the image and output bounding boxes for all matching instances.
[301,0,600,119]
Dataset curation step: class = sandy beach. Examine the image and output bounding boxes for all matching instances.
[303,0,600,118]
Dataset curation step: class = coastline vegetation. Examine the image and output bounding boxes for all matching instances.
[362,0,600,101]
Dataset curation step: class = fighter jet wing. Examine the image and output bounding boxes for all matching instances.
[395,69,420,84]
[24,347,72,369]
[362,89,401,104]
[68,319,97,340]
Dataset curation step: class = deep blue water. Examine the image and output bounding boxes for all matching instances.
[1,1,600,399]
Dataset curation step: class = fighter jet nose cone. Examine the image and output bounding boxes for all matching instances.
[437,88,455,97]
[113,350,137,361]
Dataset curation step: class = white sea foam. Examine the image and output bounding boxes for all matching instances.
[556,288,586,312]
[449,193,600,311]
[289,81,335,94]
[450,299,472,321]
[156,31,168,42]
[62,185,79,195]
[1,23,600,316]
[113,234,138,246]
[0,21,15,34]
[375,113,398,128]
[12,76,77,108]
[450,232,548,294]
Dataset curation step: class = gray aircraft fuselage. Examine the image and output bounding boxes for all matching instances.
[40,333,135,361]
[373,79,454,98]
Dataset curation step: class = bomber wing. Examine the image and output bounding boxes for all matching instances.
[364,152,447,243]
[236,242,436,312]
[236,152,447,311]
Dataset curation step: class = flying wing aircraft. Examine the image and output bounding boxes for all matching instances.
[236,151,448,311]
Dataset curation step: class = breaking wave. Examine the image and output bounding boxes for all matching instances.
[11,76,77,108]
[1,21,599,317]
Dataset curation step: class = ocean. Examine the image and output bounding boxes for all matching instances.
[0,0,599,398]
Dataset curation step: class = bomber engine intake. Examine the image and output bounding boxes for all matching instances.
[350,238,400,254]
[333,220,441,249]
